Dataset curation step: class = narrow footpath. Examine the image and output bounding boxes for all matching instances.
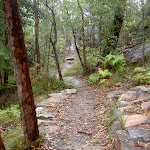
[35,44,113,149]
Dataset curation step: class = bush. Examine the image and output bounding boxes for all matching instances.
[32,73,73,97]
[132,67,150,84]
[104,53,125,72]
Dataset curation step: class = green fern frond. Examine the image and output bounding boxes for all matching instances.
[89,73,100,83]
[98,68,112,78]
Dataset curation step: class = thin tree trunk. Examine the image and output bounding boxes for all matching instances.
[47,40,51,72]
[2,0,39,142]
[0,135,5,150]
[34,0,40,74]
[72,29,84,68]
[44,3,63,80]
[141,0,145,66]
[4,71,8,84]
[0,71,2,86]
[77,0,87,68]
[63,28,67,63]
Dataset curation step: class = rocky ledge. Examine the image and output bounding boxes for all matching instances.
[108,85,150,150]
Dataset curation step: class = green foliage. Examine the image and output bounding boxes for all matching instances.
[104,53,125,72]
[88,68,112,85]
[0,42,12,71]
[89,73,100,83]
[0,104,20,127]
[32,73,73,97]
[64,61,83,77]
[133,67,146,73]
[2,126,41,150]
[98,68,112,78]
[132,67,150,84]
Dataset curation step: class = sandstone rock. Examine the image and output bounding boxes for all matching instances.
[124,114,150,128]
[107,90,125,101]
[48,93,67,100]
[118,91,137,101]
[123,42,150,63]
[36,107,54,119]
[117,101,133,108]
[61,89,77,95]
[131,86,150,94]
[118,105,135,112]
[115,126,150,150]
[108,121,121,134]
[39,125,60,135]
[141,102,150,110]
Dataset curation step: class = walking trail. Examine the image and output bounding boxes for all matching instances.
[35,44,114,150]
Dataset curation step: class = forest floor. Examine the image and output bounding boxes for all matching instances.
[36,44,117,150]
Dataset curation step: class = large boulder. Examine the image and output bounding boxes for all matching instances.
[123,43,150,63]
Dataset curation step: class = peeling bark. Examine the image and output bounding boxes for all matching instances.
[2,0,39,142]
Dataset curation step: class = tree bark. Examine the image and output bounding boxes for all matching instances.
[2,0,39,142]
[0,135,5,150]
[72,29,84,68]
[34,0,40,74]
[47,39,51,72]
[77,0,87,68]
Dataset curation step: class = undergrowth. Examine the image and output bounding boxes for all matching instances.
[32,73,74,97]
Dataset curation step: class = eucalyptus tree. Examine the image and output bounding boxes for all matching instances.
[2,0,39,142]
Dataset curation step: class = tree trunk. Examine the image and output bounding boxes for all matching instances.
[141,0,145,66]
[72,29,84,68]
[51,42,63,80]
[0,135,5,150]
[34,0,40,74]
[4,71,8,84]
[2,0,39,142]
[47,40,51,73]
[63,28,67,63]
[44,3,63,80]
[0,71,2,87]
[104,0,126,56]
[77,0,87,68]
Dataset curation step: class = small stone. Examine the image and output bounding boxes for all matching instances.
[61,89,77,95]
[141,102,150,110]
[36,107,54,119]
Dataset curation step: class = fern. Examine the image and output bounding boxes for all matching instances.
[98,68,112,78]
[89,73,100,83]
[134,67,146,73]
[104,53,125,72]
[99,79,108,84]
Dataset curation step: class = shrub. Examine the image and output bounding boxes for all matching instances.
[132,67,150,84]
[104,53,125,72]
